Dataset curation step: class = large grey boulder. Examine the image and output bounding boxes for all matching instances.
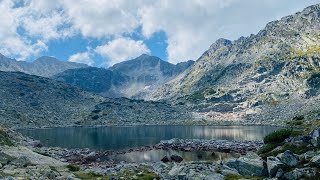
[310,154,320,167]
[267,156,284,177]
[9,156,32,167]
[226,153,266,176]
[0,152,15,165]
[276,150,299,167]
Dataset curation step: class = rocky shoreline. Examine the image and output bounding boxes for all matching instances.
[1,127,320,179]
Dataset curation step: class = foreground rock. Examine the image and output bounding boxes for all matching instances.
[225,152,267,176]
[267,156,284,178]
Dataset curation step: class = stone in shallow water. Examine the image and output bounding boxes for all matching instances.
[170,155,183,163]
[160,156,170,163]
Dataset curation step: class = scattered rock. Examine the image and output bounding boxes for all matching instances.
[9,156,32,167]
[204,173,224,180]
[267,156,284,177]
[310,154,320,167]
[0,152,15,165]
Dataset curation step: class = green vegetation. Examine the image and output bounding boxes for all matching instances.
[136,173,160,180]
[257,143,278,155]
[258,129,307,159]
[114,166,160,180]
[0,128,14,146]
[263,129,293,144]
[66,164,80,172]
[188,90,205,100]
[74,172,108,180]
[225,174,263,180]
[290,45,320,58]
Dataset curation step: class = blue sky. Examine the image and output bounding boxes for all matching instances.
[0,0,319,67]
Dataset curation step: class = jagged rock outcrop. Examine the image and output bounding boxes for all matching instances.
[152,4,320,125]
[0,55,87,77]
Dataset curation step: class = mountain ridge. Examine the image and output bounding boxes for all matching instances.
[0,55,87,77]
[150,3,320,125]
[54,54,194,99]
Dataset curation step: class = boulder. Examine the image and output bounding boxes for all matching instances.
[226,153,266,176]
[9,156,32,167]
[303,151,318,161]
[220,165,240,176]
[0,152,15,165]
[309,129,320,147]
[276,150,299,167]
[310,154,320,167]
[28,140,42,148]
[170,155,183,163]
[168,165,185,176]
[84,152,98,163]
[161,156,170,163]
[204,173,224,180]
[275,168,284,178]
[267,156,284,177]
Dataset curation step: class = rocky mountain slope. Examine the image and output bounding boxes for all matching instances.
[0,71,190,128]
[151,4,320,125]
[54,54,194,98]
[0,55,87,77]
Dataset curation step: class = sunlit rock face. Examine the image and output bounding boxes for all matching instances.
[151,4,320,125]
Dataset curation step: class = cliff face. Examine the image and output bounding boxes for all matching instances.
[151,4,320,124]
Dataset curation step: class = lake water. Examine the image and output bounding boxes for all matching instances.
[103,150,241,163]
[19,125,279,151]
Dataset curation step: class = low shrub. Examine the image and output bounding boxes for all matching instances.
[257,143,278,155]
[0,128,14,146]
[263,129,293,144]
[66,164,80,171]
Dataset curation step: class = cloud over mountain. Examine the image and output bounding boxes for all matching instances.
[0,0,318,65]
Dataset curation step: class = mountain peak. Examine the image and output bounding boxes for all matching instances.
[34,56,60,64]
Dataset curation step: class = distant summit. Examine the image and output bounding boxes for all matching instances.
[0,55,87,77]
[54,54,194,99]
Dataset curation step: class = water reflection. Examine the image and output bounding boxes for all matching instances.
[19,125,279,150]
[104,150,240,163]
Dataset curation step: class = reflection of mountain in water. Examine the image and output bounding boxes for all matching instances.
[104,150,240,163]
[18,125,280,150]
[192,126,278,141]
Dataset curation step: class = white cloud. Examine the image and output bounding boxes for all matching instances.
[95,38,150,66]
[0,0,318,63]
[68,52,94,65]
[0,0,72,60]
[60,0,147,38]
[138,0,319,63]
